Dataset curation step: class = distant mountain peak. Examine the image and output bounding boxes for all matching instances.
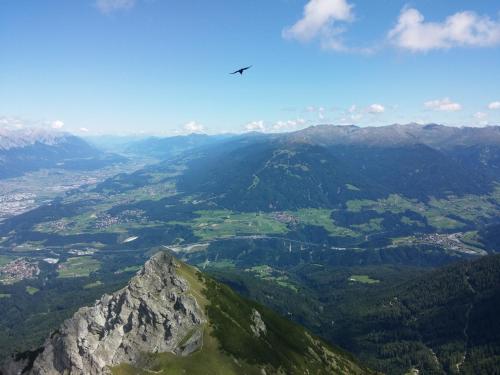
[0,128,71,151]
[0,128,123,179]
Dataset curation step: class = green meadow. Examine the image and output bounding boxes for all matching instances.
[57,257,101,278]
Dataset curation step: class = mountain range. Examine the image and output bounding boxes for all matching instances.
[177,124,500,211]
[0,128,126,179]
[284,123,500,148]
[1,123,500,375]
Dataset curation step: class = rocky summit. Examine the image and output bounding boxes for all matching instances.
[2,252,205,375]
[2,252,375,375]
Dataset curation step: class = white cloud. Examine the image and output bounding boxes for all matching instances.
[95,0,135,13]
[283,0,355,51]
[283,0,353,41]
[337,104,363,124]
[183,121,204,133]
[51,120,65,129]
[304,106,326,119]
[273,121,291,130]
[337,116,360,125]
[79,127,90,133]
[367,104,385,114]
[273,118,306,131]
[388,8,500,52]
[339,104,386,122]
[1,116,68,131]
[474,112,488,126]
[424,98,462,112]
[245,118,308,133]
[245,120,266,132]
[0,116,25,129]
[318,107,325,120]
[488,101,500,110]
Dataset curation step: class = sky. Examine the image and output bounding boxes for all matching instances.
[1,0,500,135]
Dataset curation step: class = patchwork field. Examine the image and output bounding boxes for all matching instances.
[57,257,101,278]
[291,209,357,237]
[171,210,288,241]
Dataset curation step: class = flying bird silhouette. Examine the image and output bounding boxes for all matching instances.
[230,65,252,75]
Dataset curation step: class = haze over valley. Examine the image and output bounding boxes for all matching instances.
[1,0,500,374]
[0,123,500,374]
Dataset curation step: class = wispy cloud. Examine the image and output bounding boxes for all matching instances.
[0,116,69,131]
[388,8,500,52]
[244,118,309,133]
[304,106,327,120]
[272,118,306,131]
[424,98,462,112]
[0,116,25,129]
[245,120,266,132]
[334,103,389,124]
[183,121,205,133]
[51,120,65,129]
[473,112,488,126]
[367,104,385,114]
[488,101,500,110]
[95,0,136,14]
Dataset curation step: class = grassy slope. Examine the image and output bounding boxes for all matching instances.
[113,258,374,375]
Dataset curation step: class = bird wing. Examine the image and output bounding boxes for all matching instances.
[230,66,252,74]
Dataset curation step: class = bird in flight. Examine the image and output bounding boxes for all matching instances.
[230,65,252,75]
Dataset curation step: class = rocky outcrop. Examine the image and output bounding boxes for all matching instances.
[250,309,266,338]
[2,252,205,375]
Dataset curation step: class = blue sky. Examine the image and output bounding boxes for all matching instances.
[1,0,500,135]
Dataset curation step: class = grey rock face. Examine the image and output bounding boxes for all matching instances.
[3,252,205,375]
[250,309,266,338]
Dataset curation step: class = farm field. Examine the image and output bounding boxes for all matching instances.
[57,257,101,278]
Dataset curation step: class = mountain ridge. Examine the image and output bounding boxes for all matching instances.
[283,123,500,148]
[0,128,75,151]
[1,252,375,375]
[0,128,126,179]
[177,124,499,211]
